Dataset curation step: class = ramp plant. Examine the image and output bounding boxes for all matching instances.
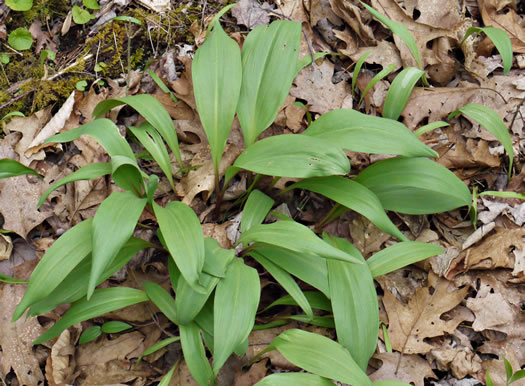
[7,4,518,385]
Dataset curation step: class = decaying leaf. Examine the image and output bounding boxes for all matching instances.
[369,352,435,386]
[232,0,274,29]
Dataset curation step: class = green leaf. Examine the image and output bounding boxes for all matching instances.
[284,314,335,328]
[40,50,56,63]
[12,219,93,321]
[263,291,331,312]
[0,53,10,64]
[254,247,330,297]
[143,281,177,324]
[129,123,174,190]
[324,234,378,371]
[266,329,371,385]
[414,121,449,137]
[234,135,350,178]
[88,192,147,298]
[137,336,180,366]
[303,109,437,158]
[361,2,421,69]
[46,118,135,159]
[359,64,396,105]
[8,28,33,51]
[256,373,334,385]
[38,162,111,208]
[382,324,392,352]
[72,5,95,24]
[356,157,472,214]
[352,51,371,97]
[110,155,145,195]
[110,16,142,25]
[194,297,214,351]
[241,190,274,233]
[367,241,443,278]
[1,111,24,121]
[504,357,513,383]
[82,0,100,10]
[237,20,302,145]
[449,104,514,180]
[33,287,148,345]
[213,259,260,374]
[180,322,215,386]
[240,221,363,264]
[485,370,494,386]
[101,321,132,333]
[0,159,41,179]
[193,19,241,173]
[175,272,219,326]
[153,201,205,290]
[295,53,333,76]
[93,95,182,169]
[290,177,407,241]
[76,80,88,91]
[6,0,33,11]
[79,326,101,344]
[0,272,27,284]
[383,67,425,120]
[509,370,525,384]
[251,252,313,319]
[202,237,235,278]
[159,364,177,386]
[478,191,525,200]
[461,26,512,75]
[28,237,151,316]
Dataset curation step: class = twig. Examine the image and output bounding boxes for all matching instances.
[0,90,33,112]
[48,53,94,81]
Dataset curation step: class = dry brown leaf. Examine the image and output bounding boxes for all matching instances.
[290,60,352,114]
[329,0,375,43]
[170,360,199,386]
[232,0,273,29]
[77,331,145,366]
[349,215,391,257]
[394,0,463,30]
[0,175,53,238]
[29,20,57,54]
[0,234,13,261]
[479,338,525,368]
[369,352,436,386]
[234,358,268,385]
[46,329,77,384]
[380,271,470,354]
[349,41,403,70]
[429,348,483,379]
[0,284,45,384]
[479,0,525,53]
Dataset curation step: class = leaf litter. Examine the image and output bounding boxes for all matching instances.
[0,0,524,384]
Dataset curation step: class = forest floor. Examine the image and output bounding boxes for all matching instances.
[0,0,524,385]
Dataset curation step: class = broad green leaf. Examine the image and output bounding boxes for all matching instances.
[303,109,437,158]
[143,281,177,324]
[110,16,142,25]
[234,135,350,178]
[33,287,148,345]
[153,201,205,289]
[352,51,371,97]
[83,0,99,10]
[202,237,235,278]
[72,5,95,24]
[0,159,41,179]
[361,2,421,69]
[237,20,302,145]
[479,191,525,200]
[101,321,132,333]
[194,297,214,352]
[175,273,219,325]
[256,373,334,385]
[461,26,512,75]
[46,118,134,159]
[159,364,177,386]
[359,64,396,105]
[251,252,313,319]
[213,259,260,374]
[449,104,514,180]
[137,336,180,366]
[240,221,363,264]
[253,320,289,330]
[6,0,33,11]
[263,291,331,312]
[147,69,178,103]
[38,162,111,208]
[383,67,425,120]
[129,123,174,189]
[509,370,525,384]
[356,157,472,214]
[8,28,33,50]
[13,219,93,321]
[324,234,378,371]
[92,95,182,168]
[266,329,371,385]
[284,315,335,328]
[79,326,101,344]
[193,19,241,172]
[505,357,513,382]
[0,272,27,284]
[88,192,147,298]
[254,247,330,298]
[180,323,215,386]
[241,189,274,233]
[290,177,407,241]
[28,237,151,316]
[414,121,449,137]
[110,155,145,195]
[367,241,443,277]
